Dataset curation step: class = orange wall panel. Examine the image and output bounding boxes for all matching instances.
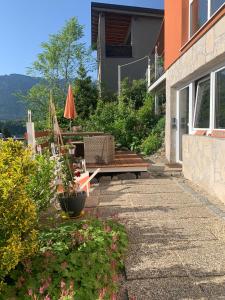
[164,0,225,70]
[164,0,182,70]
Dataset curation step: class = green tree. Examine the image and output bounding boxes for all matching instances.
[19,18,95,129]
[73,65,98,119]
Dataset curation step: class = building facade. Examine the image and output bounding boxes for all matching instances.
[149,0,225,201]
[91,2,163,93]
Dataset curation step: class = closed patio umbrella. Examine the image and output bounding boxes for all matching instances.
[64,84,77,129]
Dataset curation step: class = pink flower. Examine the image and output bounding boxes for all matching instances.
[111,261,116,269]
[111,293,117,300]
[28,289,33,296]
[61,261,68,270]
[60,279,66,289]
[99,287,107,299]
[104,225,112,232]
[69,280,74,290]
[82,223,88,230]
[39,286,45,294]
[111,243,117,251]
[44,295,51,300]
[43,251,53,258]
[112,274,118,282]
[112,235,118,242]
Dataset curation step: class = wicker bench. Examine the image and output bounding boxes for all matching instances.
[84,135,115,164]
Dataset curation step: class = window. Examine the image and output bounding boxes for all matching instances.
[211,0,225,14]
[190,0,225,37]
[193,77,210,128]
[190,0,208,36]
[215,68,225,129]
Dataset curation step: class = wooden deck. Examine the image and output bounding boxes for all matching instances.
[86,151,149,173]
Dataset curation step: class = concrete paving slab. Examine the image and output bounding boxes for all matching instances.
[129,193,203,208]
[176,241,225,277]
[97,176,225,298]
[133,205,216,220]
[98,194,130,207]
[126,278,205,300]
[124,184,184,194]
[126,218,216,244]
[125,242,188,280]
[122,178,174,185]
[197,276,225,299]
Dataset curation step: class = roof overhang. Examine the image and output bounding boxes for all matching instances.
[91,2,164,48]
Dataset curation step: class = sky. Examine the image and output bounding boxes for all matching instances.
[0,0,164,76]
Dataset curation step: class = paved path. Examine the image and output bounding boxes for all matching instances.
[96,176,225,299]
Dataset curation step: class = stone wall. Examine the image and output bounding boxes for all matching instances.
[183,135,225,202]
[165,15,225,162]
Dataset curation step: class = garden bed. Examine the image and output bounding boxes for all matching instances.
[3,218,128,300]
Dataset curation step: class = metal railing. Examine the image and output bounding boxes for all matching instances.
[150,54,165,85]
[105,45,132,58]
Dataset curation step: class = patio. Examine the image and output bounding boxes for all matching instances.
[88,175,225,299]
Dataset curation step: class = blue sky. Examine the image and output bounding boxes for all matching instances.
[0,0,164,76]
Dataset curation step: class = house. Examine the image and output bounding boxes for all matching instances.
[91,2,164,93]
[149,0,225,201]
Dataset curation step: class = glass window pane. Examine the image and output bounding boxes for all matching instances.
[211,0,225,15]
[215,68,225,129]
[194,77,210,128]
[190,0,208,36]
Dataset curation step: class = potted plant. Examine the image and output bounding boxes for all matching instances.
[57,155,87,217]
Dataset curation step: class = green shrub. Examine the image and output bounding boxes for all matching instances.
[85,99,118,134]
[26,153,56,213]
[4,219,128,299]
[141,133,161,155]
[0,140,38,290]
[140,117,165,155]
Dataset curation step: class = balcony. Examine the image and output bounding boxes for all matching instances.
[149,53,165,85]
[105,45,132,58]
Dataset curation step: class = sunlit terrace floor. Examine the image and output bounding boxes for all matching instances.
[86,174,225,299]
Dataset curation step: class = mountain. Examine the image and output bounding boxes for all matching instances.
[0,74,41,120]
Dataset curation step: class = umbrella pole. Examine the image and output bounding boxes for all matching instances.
[70,119,72,131]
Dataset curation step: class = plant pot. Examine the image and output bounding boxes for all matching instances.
[69,147,75,155]
[58,191,87,217]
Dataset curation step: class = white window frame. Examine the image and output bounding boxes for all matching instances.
[213,66,225,130]
[193,76,211,131]
[185,65,225,134]
[176,84,192,163]
[189,0,225,39]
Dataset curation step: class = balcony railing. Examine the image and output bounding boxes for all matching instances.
[105,45,132,58]
[147,53,165,86]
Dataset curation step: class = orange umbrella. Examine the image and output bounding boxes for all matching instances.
[64,84,77,120]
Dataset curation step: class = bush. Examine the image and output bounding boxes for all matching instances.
[120,78,147,110]
[140,117,165,155]
[0,140,38,289]
[85,99,118,134]
[3,219,128,299]
[26,153,56,213]
[141,133,161,155]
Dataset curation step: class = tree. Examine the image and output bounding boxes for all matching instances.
[19,18,95,129]
[73,65,98,119]
[29,17,92,89]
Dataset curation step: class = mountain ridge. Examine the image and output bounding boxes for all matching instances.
[0,74,41,120]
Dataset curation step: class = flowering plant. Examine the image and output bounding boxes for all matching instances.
[3,219,128,299]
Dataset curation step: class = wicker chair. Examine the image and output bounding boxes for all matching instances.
[84,135,115,164]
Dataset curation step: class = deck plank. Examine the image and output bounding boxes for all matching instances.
[86,151,149,172]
